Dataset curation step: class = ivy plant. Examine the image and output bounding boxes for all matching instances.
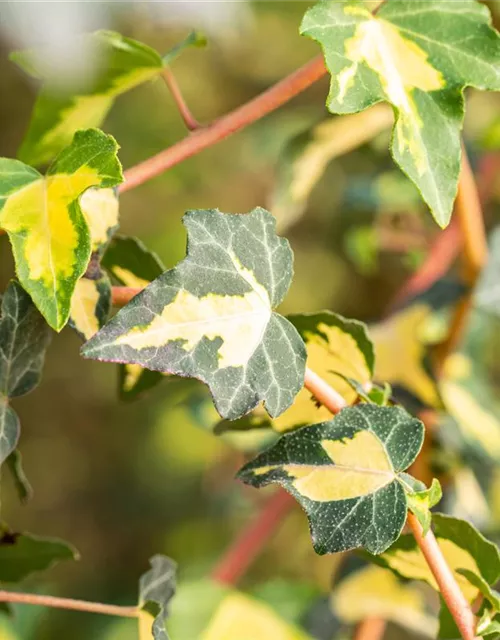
[1,1,500,639]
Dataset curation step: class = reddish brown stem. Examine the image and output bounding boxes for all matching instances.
[111,286,142,307]
[304,367,347,414]
[119,55,327,193]
[353,617,387,640]
[211,490,295,585]
[0,591,138,618]
[162,67,201,131]
[407,513,477,640]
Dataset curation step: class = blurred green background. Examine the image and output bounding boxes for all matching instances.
[1,2,500,639]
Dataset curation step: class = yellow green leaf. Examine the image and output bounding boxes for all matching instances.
[332,565,437,636]
[80,187,119,254]
[0,129,122,330]
[69,274,111,341]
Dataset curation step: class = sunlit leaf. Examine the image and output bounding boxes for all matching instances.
[0,129,123,330]
[69,273,112,340]
[370,514,500,605]
[82,208,307,420]
[301,0,500,227]
[0,281,51,467]
[370,304,440,408]
[270,105,392,229]
[239,404,424,554]
[13,31,206,167]
[102,235,166,399]
[399,475,442,535]
[138,555,176,640]
[331,564,437,636]
[0,528,78,583]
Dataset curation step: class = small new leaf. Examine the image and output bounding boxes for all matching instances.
[301,0,500,227]
[13,31,205,167]
[83,208,307,420]
[0,129,123,330]
[139,555,176,640]
[0,528,78,583]
[401,475,442,535]
[0,281,51,466]
[238,404,424,554]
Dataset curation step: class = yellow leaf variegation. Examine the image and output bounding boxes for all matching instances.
[239,404,424,554]
[69,274,112,341]
[301,0,500,227]
[80,187,119,254]
[0,129,122,330]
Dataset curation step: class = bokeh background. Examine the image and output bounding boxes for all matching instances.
[2,2,500,639]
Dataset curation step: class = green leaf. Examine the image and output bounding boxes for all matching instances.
[0,129,123,330]
[13,31,205,167]
[138,555,176,640]
[6,450,33,503]
[238,404,424,554]
[82,208,307,420]
[80,187,119,255]
[69,273,112,341]
[371,514,500,604]
[401,476,442,535]
[331,564,437,636]
[301,0,500,227]
[0,528,78,583]
[0,281,52,467]
[270,105,392,229]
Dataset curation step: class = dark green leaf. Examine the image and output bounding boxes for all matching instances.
[238,404,424,554]
[0,528,78,583]
[6,450,33,503]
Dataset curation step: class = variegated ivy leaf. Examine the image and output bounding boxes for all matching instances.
[102,235,168,400]
[369,513,500,622]
[82,208,307,420]
[301,0,500,227]
[13,31,206,167]
[168,579,313,640]
[0,128,123,330]
[270,105,392,230]
[69,273,112,341]
[139,555,176,640]
[331,565,437,636]
[80,187,119,255]
[0,281,51,467]
[238,404,424,554]
[0,526,78,583]
[215,311,374,434]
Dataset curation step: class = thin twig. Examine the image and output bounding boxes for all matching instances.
[119,55,327,193]
[407,513,477,640]
[353,617,387,640]
[211,490,295,585]
[162,67,201,131]
[0,591,138,618]
[303,367,347,414]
